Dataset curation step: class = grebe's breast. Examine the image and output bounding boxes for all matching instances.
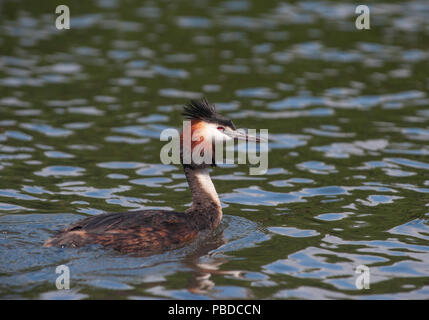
[44,210,200,256]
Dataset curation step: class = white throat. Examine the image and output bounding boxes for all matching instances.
[194,168,219,203]
[184,167,221,212]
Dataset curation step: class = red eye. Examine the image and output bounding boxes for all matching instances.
[217,126,224,131]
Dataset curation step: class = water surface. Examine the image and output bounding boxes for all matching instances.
[1,0,429,299]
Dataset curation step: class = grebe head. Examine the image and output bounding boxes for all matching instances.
[180,98,261,169]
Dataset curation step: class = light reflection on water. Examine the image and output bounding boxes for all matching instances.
[1,0,429,299]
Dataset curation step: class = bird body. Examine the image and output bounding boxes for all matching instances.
[44,210,199,255]
[44,99,260,256]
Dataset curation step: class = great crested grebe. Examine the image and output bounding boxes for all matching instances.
[44,98,261,256]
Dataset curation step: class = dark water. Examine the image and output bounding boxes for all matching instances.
[1,0,429,299]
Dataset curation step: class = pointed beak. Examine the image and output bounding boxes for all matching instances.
[224,128,264,142]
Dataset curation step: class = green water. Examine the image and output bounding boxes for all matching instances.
[0,0,429,299]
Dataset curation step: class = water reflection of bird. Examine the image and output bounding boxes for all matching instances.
[44,98,262,256]
[188,258,245,295]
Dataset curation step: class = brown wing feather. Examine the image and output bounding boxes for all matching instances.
[44,210,200,256]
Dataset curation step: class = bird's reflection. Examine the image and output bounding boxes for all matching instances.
[182,226,245,295]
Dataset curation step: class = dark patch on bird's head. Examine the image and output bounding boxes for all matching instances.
[182,98,236,130]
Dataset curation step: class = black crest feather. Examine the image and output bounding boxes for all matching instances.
[182,98,216,121]
[182,98,236,129]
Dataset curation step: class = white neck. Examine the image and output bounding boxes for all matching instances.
[183,166,222,229]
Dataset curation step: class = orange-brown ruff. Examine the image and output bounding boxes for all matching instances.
[44,98,255,256]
